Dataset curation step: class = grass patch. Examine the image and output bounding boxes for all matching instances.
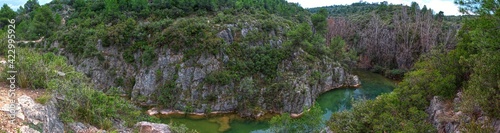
[35,94,52,105]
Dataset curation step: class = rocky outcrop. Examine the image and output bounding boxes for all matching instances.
[17,95,65,133]
[135,122,171,133]
[427,92,500,133]
[69,122,107,133]
[60,22,360,117]
[19,126,40,133]
[427,96,462,133]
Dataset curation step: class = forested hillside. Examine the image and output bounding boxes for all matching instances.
[327,0,500,132]
[310,2,461,79]
[1,0,357,132]
[1,0,499,132]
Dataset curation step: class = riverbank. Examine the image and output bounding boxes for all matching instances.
[152,71,395,133]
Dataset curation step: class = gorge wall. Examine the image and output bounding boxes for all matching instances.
[58,22,360,117]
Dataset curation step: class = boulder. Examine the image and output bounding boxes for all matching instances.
[17,95,65,133]
[69,122,106,133]
[135,122,171,133]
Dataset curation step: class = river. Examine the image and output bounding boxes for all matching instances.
[158,70,397,133]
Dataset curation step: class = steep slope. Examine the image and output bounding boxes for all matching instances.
[309,2,461,79]
[7,0,360,119]
[326,1,500,132]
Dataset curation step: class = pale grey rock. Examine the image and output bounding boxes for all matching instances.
[135,121,171,133]
[132,67,157,99]
[57,23,359,117]
[20,126,40,133]
[69,122,107,133]
[18,95,64,133]
[0,103,24,120]
[217,28,234,44]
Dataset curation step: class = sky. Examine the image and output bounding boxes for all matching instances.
[287,0,462,15]
[1,0,461,16]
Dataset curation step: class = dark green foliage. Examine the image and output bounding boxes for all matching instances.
[270,104,324,132]
[32,6,58,37]
[0,4,16,28]
[105,18,137,46]
[156,81,179,108]
[329,1,500,132]
[2,48,142,129]
[23,0,41,13]
[141,45,156,66]
[162,17,222,58]
[224,44,290,83]
[205,70,238,85]
[455,0,500,119]
[15,4,59,40]
[287,23,312,47]
[311,8,328,35]
[59,28,100,57]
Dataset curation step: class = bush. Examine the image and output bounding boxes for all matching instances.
[8,48,142,129]
[270,104,324,133]
[140,45,156,66]
[205,70,238,85]
[385,69,406,79]
[35,94,52,104]
[156,81,179,108]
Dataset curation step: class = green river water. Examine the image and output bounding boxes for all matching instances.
[158,71,396,133]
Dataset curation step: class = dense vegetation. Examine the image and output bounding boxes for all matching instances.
[328,0,500,132]
[270,104,324,132]
[2,0,498,132]
[9,0,356,116]
[0,47,143,130]
[0,0,349,132]
[310,2,461,79]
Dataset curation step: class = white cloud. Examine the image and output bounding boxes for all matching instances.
[286,0,461,15]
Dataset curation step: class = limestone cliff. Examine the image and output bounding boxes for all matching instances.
[59,22,360,117]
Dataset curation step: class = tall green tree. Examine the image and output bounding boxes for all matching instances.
[23,0,40,13]
[311,8,328,35]
[105,0,119,19]
[0,4,17,28]
[32,5,58,38]
[455,0,500,120]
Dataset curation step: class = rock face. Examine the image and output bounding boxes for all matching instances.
[427,93,500,133]
[62,24,360,117]
[426,96,461,133]
[69,122,107,133]
[17,95,65,133]
[135,122,171,133]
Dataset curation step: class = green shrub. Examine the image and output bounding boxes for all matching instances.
[385,69,406,79]
[35,94,52,104]
[9,48,142,130]
[270,104,324,133]
[141,45,156,66]
[156,81,179,108]
[205,70,237,85]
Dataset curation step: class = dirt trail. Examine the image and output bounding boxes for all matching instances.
[16,37,44,44]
